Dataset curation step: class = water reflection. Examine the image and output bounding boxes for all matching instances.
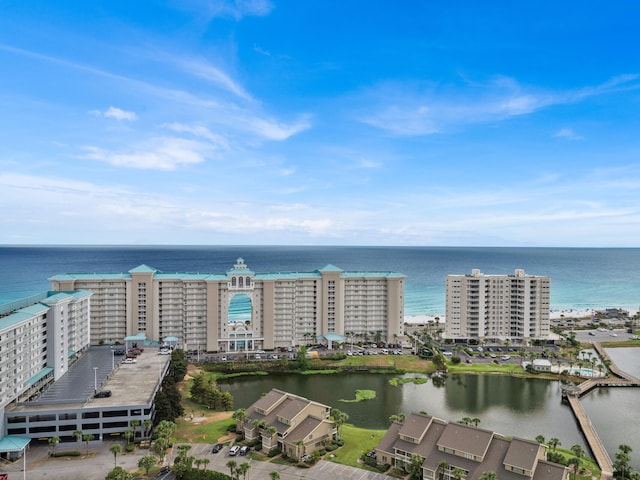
[221,372,584,448]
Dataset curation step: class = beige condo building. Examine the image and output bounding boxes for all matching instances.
[445,269,550,343]
[49,258,405,351]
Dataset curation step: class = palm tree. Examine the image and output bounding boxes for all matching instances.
[408,453,423,480]
[535,435,546,445]
[331,408,349,439]
[238,461,251,480]
[568,457,581,480]
[83,433,94,455]
[194,458,203,470]
[226,460,238,480]
[123,429,134,447]
[233,408,248,432]
[109,443,122,467]
[479,473,497,480]
[48,436,60,456]
[202,458,210,470]
[452,467,466,480]
[143,419,153,438]
[471,417,481,427]
[570,444,584,460]
[436,460,449,480]
[548,437,561,451]
[73,429,83,445]
[130,419,141,440]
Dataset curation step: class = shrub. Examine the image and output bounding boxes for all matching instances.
[334,438,344,446]
[267,448,281,457]
[51,451,82,457]
[451,356,461,364]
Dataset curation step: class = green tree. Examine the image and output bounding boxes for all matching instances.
[408,453,423,480]
[154,376,184,424]
[568,457,581,480]
[73,429,83,445]
[226,460,238,480]
[570,444,584,460]
[105,466,134,480]
[109,443,122,467]
[123,429,134,447]
[83,433,94,455]
[269,472,281,480]
[548,437,561,451]
[479,473,497,480]
[437,460,449,480]
[48,435,60,456]
[170,348,188,382]
[138,454,158,475]
[331,408,349,439]
[614,444,633,479]
[237,461,251,480]
[130,419,141,440]
[535,435,546,445]
[142,419,153,438]
[452,467,466,480]
[296,346,310,371]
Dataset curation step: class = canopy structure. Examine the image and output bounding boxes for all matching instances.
[0,435,30,479]
[316,333,345,349]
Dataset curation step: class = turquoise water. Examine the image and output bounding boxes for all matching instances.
[1,245,639,314]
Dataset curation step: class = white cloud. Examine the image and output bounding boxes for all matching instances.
[90,106,137,121]
[79,137,210,170]
[174,0,274,22]
[162,122,229,149]
[360,74,640,136]
[554,128,584,141]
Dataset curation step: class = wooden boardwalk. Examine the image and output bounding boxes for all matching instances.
[566,395,613,480]
[564,342,640,480]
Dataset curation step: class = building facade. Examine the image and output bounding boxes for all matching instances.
[445,269,550,343]
[49,258,405,351]
[239,388,335,459]
[0,291,91,442]
[375,412,568,480]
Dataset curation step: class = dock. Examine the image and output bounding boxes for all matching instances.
[563,342,640,480]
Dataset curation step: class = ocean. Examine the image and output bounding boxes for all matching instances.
[1,245,639,315]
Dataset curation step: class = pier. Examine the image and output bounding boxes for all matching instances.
[563,342,640,480]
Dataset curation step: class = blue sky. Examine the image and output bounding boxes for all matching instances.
[1,1,639,247]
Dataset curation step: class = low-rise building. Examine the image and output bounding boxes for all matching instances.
[375,412,568,480]
[239,388,335,459]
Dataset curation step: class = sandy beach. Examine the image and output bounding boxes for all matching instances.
[404,308,637,325]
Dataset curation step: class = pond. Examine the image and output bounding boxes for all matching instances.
[221,372,586,449]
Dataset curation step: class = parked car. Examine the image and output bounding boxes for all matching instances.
[239,446,250,456]
[229,445,240,456]
[123,358,136,364]
[94,390,112,398]
[212,443,223,453]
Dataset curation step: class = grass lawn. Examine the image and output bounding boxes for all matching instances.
[327,354,437,373]
[173,413,236,444]
[327,424,386,469]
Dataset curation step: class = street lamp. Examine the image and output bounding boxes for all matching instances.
[93,367,98,393]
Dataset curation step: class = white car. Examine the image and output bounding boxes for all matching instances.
[123,358,136,364]
[256,350,266,354]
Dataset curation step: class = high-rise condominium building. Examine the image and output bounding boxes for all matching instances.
[445,269,550,342]
[49,258,405,351]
